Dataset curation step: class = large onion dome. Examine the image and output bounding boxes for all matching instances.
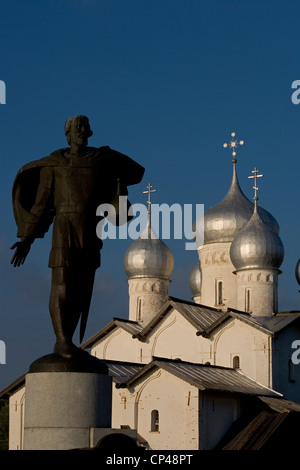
[296,259,300,286]
[197,162,279,245]
[189,262,202,297]
[230,206,284,272]
[123,220,174,280]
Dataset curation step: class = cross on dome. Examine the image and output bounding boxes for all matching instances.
[248,167,263,209]
[223,132,244,162]
[143,182,157,214]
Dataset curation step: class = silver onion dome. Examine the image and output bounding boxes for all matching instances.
[189,262,202,297]
[230,209,284,272]
[194,163,279,245]
[123,220,174,279]
[296,259,300,286]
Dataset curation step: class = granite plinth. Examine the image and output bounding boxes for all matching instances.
[23,352,112,450]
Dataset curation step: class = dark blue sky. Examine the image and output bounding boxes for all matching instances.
[0,0,300,390]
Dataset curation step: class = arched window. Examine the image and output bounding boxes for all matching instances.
[233,356,240,369]
[151,410,159,432]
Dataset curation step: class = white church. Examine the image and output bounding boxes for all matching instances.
[2,134,300,451]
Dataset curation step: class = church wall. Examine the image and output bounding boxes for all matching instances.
[198,391,244,450]
[112,368,199,450]
[210,319,271,387]
[111,382,137,431]
[8,387,25,450]
[91,329,147,364]
[148,308,209,363]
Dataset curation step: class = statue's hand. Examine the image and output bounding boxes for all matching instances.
[10,240,32,267]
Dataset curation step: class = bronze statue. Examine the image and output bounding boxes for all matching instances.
[11,115,144,364]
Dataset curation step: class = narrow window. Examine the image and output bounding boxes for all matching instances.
[289,358,295,382]
[215,280,223,305]
[233,356,240,369]
[137,298,142,321]
[245,288,251,312]
[151,410,159,432]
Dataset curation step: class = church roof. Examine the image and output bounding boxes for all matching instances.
[81,298,300,350]
[81,317,143,349]
[104,359,144,385]
[132,297,281,341]
[117,357,281,397]
[218,396,300,450]
[133,297,225,341]
[259,311,300,333]
[196,308,300,337]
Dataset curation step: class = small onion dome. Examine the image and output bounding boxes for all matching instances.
[230,209,284,272]
[189,262,202,297]
[123,220,174,280]
[296,259,300,286]
[194,163,279,246]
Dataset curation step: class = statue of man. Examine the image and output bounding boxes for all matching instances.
[11,115,144,359]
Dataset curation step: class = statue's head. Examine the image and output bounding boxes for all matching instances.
[64,115,93,147]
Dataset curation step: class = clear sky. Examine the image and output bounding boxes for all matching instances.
[0,0,300,390]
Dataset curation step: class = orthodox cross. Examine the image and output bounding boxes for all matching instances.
[248,167,263,208]
[143,183,156,237]
[223,132,244,162]
[143,182,156,214]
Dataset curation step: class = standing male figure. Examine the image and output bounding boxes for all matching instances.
[11,115,144,359]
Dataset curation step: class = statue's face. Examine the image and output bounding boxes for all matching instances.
[69,118,90,147]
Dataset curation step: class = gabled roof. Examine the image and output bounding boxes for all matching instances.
[81,317,143,349]
[82,298,300,350]
[132,297,225,341]
[117,357,282,398]
[132,297,276,341]
[260,311,300,334]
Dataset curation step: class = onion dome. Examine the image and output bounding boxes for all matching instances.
[230,170,284,272]
[189,262,202,297]
[202,161,279,245]
[296,259,300,286]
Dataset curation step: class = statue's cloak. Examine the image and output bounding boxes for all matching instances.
[12,145,145,241]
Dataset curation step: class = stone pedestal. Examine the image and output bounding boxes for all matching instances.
[23,351,112,450]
